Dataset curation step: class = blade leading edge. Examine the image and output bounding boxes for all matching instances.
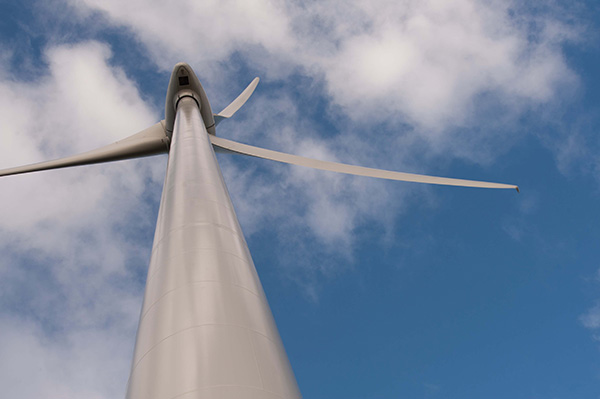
[210,135,519,191]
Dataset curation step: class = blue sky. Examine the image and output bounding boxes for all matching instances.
[0,0,599,398]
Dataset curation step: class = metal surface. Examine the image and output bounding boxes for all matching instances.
[210,135,520,191]
[0,121,169,177]
[125,97,301,399]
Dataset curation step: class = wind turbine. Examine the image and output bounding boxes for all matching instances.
[0,63,518,399]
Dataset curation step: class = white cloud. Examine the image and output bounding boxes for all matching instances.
[580,297,600,344]
[0,316,134,399]
[70,0,294,77]
[0,41,163,398]
[71,0,576,132]
[580,268,600,344]
[581,302,600,330]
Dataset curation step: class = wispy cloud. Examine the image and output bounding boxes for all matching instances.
[580,269,600,343]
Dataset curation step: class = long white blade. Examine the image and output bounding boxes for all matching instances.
[214,77,259,126]
[210,135,519,191]
[0,121,169,177]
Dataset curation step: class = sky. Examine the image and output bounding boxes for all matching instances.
[0,0,599,398]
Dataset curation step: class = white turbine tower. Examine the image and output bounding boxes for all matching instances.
[0,63,518,399]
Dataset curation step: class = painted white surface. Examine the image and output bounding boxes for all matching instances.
[210,135,519,191]
[214,77,260,124]
[126,97,301,399]
[0,121,169,177]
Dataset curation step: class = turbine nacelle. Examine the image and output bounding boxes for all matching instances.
[165,62,215,137]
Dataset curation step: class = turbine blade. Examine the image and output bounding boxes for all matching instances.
[210,135,519,191]
[0,121,169,178]
[214,77,260,126]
